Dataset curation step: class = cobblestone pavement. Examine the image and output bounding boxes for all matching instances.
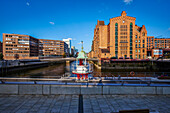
[83,95,170,113]
[0,95,78,113]
[0,95,170,113]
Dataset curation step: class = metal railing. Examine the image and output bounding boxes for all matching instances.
[0,77,170,86]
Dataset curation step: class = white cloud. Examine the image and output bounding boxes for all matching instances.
[123,0,133,4]
[49,22,55,25]
[68,38,72,40]
[26,2,30,6]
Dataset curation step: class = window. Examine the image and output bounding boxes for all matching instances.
[143,49,145,53]
[136,44,137,48]
[139,55,141,59]
[139,49,140,53]
[130,43,132,46]
[139,40,140,43]
[130,55,132,59]
[135,35,137,38]
[142,33,145,36]
[130,23,133,52]
[143,44,145,48]
[136,40,137,43]
[139,44,140,48]
[143,40,145,43]
[115,23,118,55]
[136,49,137,53]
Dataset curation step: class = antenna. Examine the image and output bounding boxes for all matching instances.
[81,41,83,52]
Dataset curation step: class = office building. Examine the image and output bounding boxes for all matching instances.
[39,39,66,56]
[147,36,170,49]
[3,33,39,60]
[147,36,170,58]
[3,33,68,60]
[63,38,71,55]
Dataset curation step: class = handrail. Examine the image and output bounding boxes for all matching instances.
[0,77,170,86]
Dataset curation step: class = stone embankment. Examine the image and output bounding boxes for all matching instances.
[0,84,170,95]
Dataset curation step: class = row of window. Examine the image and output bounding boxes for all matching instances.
[135,49,145,53]
[6,54,28,57]
[135,44,145,48]
[135,40,145,43]
[5,51,29,53]
[6,48,28,50]
[5,35,28,38]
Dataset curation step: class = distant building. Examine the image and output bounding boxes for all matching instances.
[147,36,170,49]
[71,46,78,57]
[147,36,154,50]
[89,11,147,59]
[63,38,71,55]
[3,33,67,60]
[146,36,170,58]
[0,41,2,54]
[75,48,78,56]
[3,33,39,60]
[39,39,65,56]
[64,42,69,56]
[71,46,75,56]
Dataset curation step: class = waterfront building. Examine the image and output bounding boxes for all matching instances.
[147,36,170,58]
[63,38,71,55]
[147,36,170,49]
[3,33,68,60]
[147,36,154,50]
[0,41,2,54]
[89,11,147,59]
[3,33,39,60]
[154,38,170,49]
[38,39,66,56]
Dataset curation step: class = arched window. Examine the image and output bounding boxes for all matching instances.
[115,23,118,56]
[135,35,137,38]
[130,22,133,55]
[142,32,145,36]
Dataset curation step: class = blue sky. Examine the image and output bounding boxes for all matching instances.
[0,0,170,52]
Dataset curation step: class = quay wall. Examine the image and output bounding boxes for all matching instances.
[0,84,170,95]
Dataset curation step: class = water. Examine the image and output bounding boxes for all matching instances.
[1,61,170,78]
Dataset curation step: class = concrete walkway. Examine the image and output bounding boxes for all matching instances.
[0,95,170,113]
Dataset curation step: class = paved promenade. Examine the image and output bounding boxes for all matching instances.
[0,95,170,113]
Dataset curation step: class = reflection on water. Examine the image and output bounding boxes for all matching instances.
[2,63,66,78]
[1,61,170,78]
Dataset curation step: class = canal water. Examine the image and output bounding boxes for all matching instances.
[1,61,169,78]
